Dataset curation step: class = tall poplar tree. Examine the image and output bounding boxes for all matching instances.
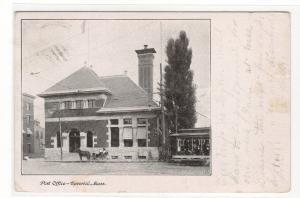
[164,31,197,133]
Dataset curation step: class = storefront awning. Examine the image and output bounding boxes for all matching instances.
[137,127,147,139]
[123,127,133,139]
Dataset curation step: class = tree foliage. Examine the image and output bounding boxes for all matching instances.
[164,31,197,132]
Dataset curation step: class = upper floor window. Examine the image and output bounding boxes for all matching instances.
[26,103,30,111]
[88,99,96,108]
[123,118,132,125]
[25,115,31,124]
[110,119,119,125]
[75,100,84,109]
[64,101,72,109]
[137,118,147,125]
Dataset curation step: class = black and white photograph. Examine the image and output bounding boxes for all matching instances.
[20,18,211,175]
[13,11,290,193]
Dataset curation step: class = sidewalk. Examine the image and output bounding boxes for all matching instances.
[22,159,211,175]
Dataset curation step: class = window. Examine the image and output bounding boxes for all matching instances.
[88,99,96,108]
[27,143,31,153]
[111,127,119,147]
[75,100,84,109]
[64,101,72,109]
[26,103,30,111]
[110,119,118,125]
[59,102,65,110]
[57,131,62,148]
[124,156,132,159]
[137,127,147,147]
[123,127,133,147]
[138,139,146,147]
[87,131,93,147]
[124,139,133,147]
[123,118,132,125]
[49,102,59,110]
[137,118,147,125]
[25,115,31,124]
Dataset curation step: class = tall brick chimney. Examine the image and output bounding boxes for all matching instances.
[135,45,156,101]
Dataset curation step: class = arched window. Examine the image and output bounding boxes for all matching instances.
[87,131,93,148]
[56,131,61,148]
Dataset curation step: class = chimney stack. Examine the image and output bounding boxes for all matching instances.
[135,45,156,101]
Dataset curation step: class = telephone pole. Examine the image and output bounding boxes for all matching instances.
[160,63,166,145]
[159,21,166,146]
[58,101,63,161]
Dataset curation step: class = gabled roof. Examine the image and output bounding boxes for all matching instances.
[39,66,158,109]
[38,67,111,97]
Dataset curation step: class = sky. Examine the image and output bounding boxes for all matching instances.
[22,19,210,127]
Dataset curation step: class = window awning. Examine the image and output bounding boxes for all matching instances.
[123,127,133,139]
[137,127,147,139]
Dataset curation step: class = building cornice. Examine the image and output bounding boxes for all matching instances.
[96,106,160,114]
[38,87,112,98]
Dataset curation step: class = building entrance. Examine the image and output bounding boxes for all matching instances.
[69,128,80,152]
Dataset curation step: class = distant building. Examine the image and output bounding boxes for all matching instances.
[22,93,45,158]
[22,93,35,157]
[38,46,162,161]
[34,120,45,155]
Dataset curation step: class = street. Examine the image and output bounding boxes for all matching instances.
[22,159,210,175]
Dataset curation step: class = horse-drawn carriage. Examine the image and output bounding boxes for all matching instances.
[77,148,108,161]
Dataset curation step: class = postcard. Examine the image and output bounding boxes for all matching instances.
[14,11,290,193]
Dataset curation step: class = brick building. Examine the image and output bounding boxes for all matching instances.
[39,46,162,161]
[34,120,45,156]
[22,93,35,157]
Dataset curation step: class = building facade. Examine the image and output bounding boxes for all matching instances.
[34,120,45,156]
[39,46,162,161]
[22,93,35,157]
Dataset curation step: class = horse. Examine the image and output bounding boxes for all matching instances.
[77,149,91,161]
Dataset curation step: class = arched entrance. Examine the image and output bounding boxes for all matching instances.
[69,128,80,152]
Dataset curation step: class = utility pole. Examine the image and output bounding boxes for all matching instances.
[58,101,63,161]
[159,21,166,146]
[175,104,178,134]
[160,63,166,145]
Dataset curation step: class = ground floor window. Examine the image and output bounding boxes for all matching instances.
[87,131,93,147]
[111,127,119,147]
[124,139,133,147]
[137,139,146,147]
[27,143,31,153]
[137,127,147,147]
[123,127,133,147]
